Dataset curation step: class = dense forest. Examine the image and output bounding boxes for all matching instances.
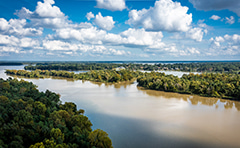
[25,63,122,71]
[137,72,240,100]
[0,78,112,148]
[5,69,142,83]
[24,62,240,73]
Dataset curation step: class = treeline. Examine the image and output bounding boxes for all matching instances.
[137,72,240,100]
[0,62,23,66]
[24,62,240,73]
[154,62,240,73]
[0,78,112,148]
[24,63,121,71]
[5,69,141,83]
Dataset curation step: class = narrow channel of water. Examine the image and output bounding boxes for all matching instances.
[1,66,240,148]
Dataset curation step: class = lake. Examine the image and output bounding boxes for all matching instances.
[1,66,240,148]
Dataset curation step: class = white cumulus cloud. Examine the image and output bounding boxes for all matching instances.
[91,46,129,56]
[15,0,94,30]
[86,12,95,21]
[120,28,163,46]
[35,0,64,18]
[209,34,240,55]
[126,0,192,32]
[0,18,43,36]
[53,27,164,50]
[20,38,40,48]
[225,16,235,24]
[94,12,115,31]
[55,26,107,44]
[0,18,10,31]
[187,47,200,54]
[96,0,126,11]
[15,0,72,29]
[185,27,205,42]
[43,40,80,51]
[170,19,208,42]
[210,15,221,20]
[210,36,225,47]
[42,39,130,56]
[0,34,40,53]
[224,34,240,44]
[176,47,200,56]
[108,48,130,56]
[0,34,19,46]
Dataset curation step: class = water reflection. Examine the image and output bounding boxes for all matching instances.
[138,86,190,100]
[8,74,77,82]
[89,80,135,89]
[89,81,103,87]
[235,102,240,110]
[224,101,234,109]
[189,96,218,106]
[137,86,240,111]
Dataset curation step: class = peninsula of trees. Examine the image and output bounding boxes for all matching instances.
[0,78,112,148]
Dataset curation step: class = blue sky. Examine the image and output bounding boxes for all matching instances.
[0,0,239,61]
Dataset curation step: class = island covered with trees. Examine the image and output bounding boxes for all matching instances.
[0,78,112,148]
[24,61,240,73]
[5,69,142,83]
[137,72,240,100]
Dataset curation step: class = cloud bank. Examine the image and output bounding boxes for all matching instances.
[189,0,240,16]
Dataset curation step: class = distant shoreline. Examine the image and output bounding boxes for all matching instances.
[0,62,23,66]
[1,60,240,64]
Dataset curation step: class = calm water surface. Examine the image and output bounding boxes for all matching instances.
[1,66,240,148]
